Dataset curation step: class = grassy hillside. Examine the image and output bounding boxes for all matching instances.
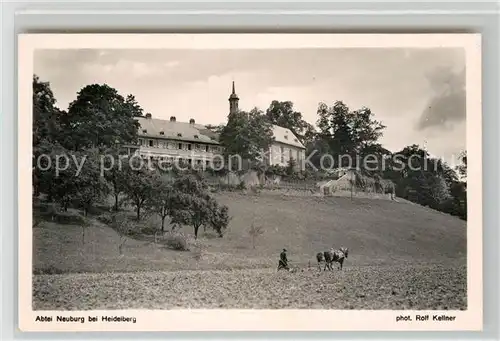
[33,192,467,274]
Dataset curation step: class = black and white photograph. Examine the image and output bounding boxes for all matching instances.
[19,34,482,331]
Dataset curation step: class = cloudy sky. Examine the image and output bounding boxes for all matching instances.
[34,48,466,163]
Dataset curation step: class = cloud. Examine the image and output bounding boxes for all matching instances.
[34,47,467,159]
[416,66,466,131]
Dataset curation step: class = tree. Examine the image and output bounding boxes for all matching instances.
[63,84,142,151]
[219,108,274,168]
[102,146,130,211]
[35,141,79,210]
[148,174,175,233]
[123,158,158,221]
[110,212,134,255]
[350,107,386,153]
[248,220,264,249]
[315,101,386,169]
[265,100,316,144]
[169,174,229,239]
[72,149,110,216]
[33,75,65,197]
[205,198,230,237]
[429,175,452,206]
[33,75,63,147]
[457,150,467,181]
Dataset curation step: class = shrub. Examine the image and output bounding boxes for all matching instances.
[97,213,113,225]
[165,233,189,251]
[53,211,86,225]
[140,225,158,235]
[33,265,65,275]
[203,230,219,239]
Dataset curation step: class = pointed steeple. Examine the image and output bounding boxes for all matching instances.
[228,81,239,114]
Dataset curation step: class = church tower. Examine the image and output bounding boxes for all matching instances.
[228,81,239,115]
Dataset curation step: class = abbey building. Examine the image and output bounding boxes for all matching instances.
[127,82,306,167]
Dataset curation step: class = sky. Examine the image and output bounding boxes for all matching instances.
[34,48,466,164]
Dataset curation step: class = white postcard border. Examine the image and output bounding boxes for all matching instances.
[18,33,483,332]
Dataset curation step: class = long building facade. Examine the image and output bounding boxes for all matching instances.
[128,82,306,168]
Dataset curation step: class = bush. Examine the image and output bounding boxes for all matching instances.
[53,211,85,225]
[87,204,112,216]
[33,265,66,275]
[140,226,158,235]
[165,233,189,251]
[97,213,113,225]
[202,230,219,239]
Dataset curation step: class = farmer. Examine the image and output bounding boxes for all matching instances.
[277,248,289,271]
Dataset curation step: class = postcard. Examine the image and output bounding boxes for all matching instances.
[18,33,482,332]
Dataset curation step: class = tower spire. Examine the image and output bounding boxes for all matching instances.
[228,81,239,114]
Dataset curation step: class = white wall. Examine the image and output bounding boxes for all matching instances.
[268,142,305,167]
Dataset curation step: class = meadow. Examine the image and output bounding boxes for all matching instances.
[32,192,467,310]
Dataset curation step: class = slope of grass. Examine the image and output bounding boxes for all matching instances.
[33,192,466,274]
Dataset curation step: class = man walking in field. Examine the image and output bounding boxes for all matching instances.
[278,248,289,271]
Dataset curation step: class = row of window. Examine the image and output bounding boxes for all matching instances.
[138,138,222,153]
[139,154,221,167]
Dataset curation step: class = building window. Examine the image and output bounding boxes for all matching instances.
[149,140,154,147]
[194,135,199,139]
[195,144,200,150]
[188,144,192,151]
[280,146,284,163]
[206,160,210,166]
[205,145,209,152]
[178,143,182,150]
[177,133,182,137]
[142,129,147,134]
[160,131,164,135]
[284,135,288,140]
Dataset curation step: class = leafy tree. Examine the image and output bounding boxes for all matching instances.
[123,158,158,221]
[265,100,316,144]
[314,101,386,169]
[62,84,142,151]
[169,175,229,239]
[72,148,110,216]
[219,108,274,168]
[33,75,65,197]
[350,107,386,153]
[205,197,230,237]
[248,220,264,249]
[385,144,466,217]
[33,75,63,147]
[148,174,175,232]
[102,146,131,211]
[457,150,467,181]
[110,212,134,255]
[429,174,452,206]
[35,141,78,210]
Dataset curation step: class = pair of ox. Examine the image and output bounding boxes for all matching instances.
[316,247,349,271]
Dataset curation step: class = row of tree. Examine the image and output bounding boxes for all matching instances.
[33,74,467,223]
[216,97,467,220]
